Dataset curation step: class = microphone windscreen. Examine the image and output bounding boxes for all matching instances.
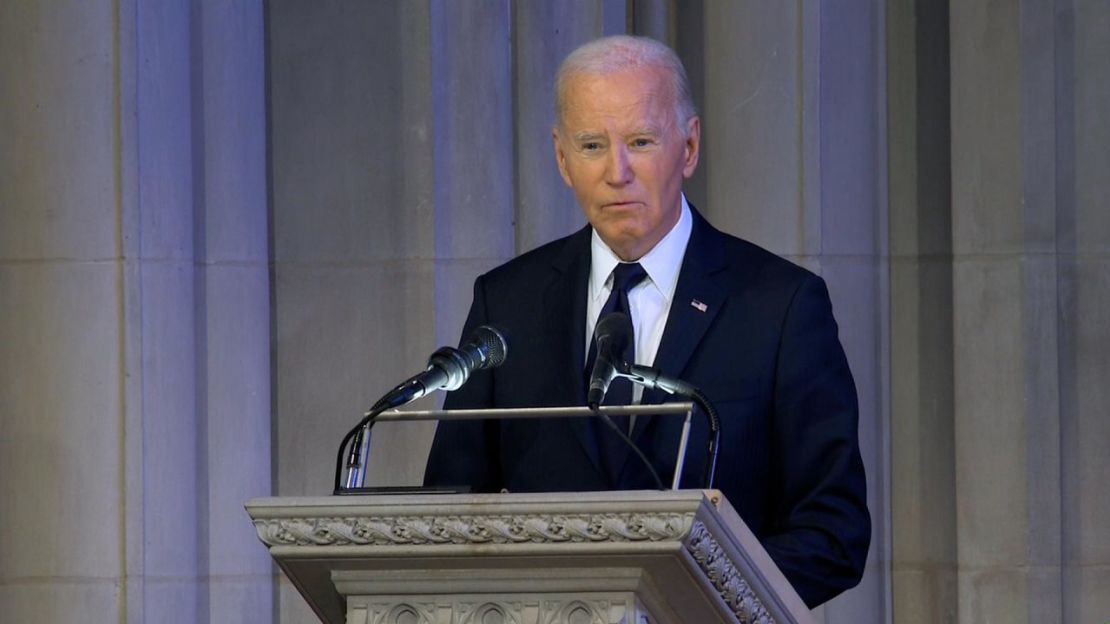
[594,312,632,352]
[471,325,508,369]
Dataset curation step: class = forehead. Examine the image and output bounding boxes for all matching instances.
[559,66,673,133]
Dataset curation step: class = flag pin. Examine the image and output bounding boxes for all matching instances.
[691,299,708,312]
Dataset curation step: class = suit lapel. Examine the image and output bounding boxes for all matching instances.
[632,210,727,435]
[543,226,604,473]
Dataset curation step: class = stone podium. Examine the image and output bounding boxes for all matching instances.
[246,490,815,624]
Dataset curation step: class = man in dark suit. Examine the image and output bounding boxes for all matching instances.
[424,35,869,608]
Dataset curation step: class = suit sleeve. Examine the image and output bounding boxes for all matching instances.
[762,273,871,607]
[422,274,504,492]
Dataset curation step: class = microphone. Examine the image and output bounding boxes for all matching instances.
[375,325,508,411]
[587,312,633,409]
[337,324,509,492]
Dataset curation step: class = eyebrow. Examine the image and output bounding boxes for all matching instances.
[572,131,605,142]
[571,126,663,142]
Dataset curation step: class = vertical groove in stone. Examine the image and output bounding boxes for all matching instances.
[796,0,812,259]
[887,0,956,619]
[111,0,128,620]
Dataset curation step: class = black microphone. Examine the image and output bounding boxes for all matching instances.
[375,325,508,411]
[587,312,633,409]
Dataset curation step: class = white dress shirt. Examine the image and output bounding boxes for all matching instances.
[585,194,694,404]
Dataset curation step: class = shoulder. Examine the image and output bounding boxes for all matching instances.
[476,224,590,289]
[692,210,820,297]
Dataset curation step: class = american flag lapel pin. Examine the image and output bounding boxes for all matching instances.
[690,299,708,313]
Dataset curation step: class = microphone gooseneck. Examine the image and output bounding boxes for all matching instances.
[621,363,722,489]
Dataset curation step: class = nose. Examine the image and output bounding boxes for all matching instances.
[604,144,633,186]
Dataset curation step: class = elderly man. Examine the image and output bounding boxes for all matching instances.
[424,35,869,607]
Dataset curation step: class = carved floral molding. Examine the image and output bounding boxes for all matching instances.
[253,509,777,623]
[685,521,773,624]
[254,511,694,547]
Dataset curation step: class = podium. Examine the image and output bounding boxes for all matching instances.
[246,490,815,623]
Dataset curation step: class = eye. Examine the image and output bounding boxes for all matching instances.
[581,142,602,152]
[631,137,654,148]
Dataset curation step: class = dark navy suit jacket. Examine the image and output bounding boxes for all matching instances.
[424,209,870,607]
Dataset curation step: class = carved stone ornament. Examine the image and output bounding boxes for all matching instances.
[357,599,619,624]
[684,521,774,624]
[253,512,694,547]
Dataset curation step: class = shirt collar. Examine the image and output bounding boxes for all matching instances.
[589,194,693,303]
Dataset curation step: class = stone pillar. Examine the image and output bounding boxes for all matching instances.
[1060,3,1110,617]
[124,0,202,619]
[0,1,131,619]
[702,2,812,260]
[887,0,958,621]
[0,1,271,621]
[950,2,1061,620]
[193,2,273,621]
[946,0,1110,619]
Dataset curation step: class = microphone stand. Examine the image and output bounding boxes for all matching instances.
[333,401,388,494]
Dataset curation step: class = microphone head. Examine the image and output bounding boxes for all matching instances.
[594,312,632,354]
[428,325,509,393]
[468,324,508,370]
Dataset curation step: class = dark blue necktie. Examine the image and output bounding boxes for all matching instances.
[585,262,647,484]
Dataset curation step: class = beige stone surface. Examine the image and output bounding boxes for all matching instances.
[0,263,124,578]
[702,2,804,256]
[956,568,1028,623]
[200,266,273,576]
[0,582,122,622]
[949,1,1025,256]
[274,263,437,495]
[952,257,1029,568]
[1,1,272,620]
[0,2,118,262]
[891,567,957,624]
[511,2,597,254]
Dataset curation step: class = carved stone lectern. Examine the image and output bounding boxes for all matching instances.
[246,490,815,624]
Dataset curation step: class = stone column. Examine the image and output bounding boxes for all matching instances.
[887,0,958,621]
[950,1,1061,620]
[947,0,1110,619]
[0,1,271,621]
[193,2,273,621]
[0,1,132,620]
[1060,3,1110,617]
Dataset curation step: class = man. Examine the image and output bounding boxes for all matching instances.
[424,35,869,608]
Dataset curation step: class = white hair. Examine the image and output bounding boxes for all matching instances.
[554,35,696,130]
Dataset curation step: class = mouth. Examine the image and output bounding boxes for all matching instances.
[601,201,642,209]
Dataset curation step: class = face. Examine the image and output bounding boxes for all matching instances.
[553,65,700,261]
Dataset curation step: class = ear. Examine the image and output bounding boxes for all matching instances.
[682,116,701,179]
[552,128,573,187]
